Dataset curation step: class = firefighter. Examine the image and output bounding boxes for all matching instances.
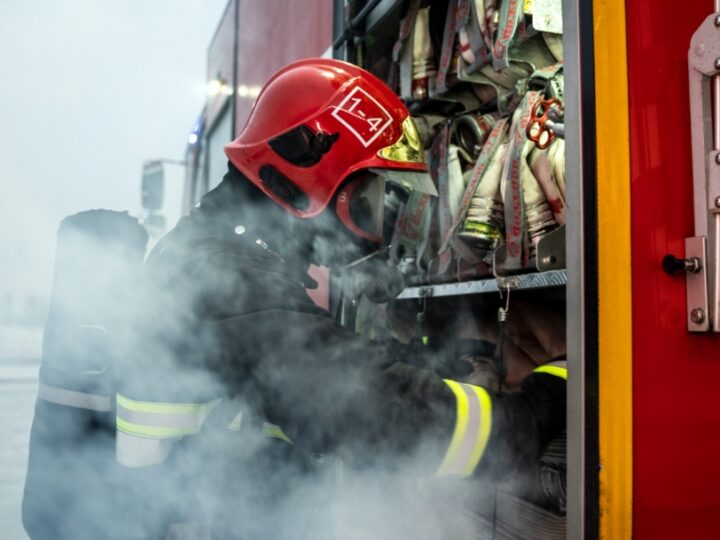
[117,58,566,539]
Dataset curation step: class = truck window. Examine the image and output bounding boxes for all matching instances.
[204,105,233,190]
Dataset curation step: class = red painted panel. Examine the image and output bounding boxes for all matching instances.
[626,0,720,537]
[233,0,334,137]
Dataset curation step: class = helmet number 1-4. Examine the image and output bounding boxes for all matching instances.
[331,87,393,147]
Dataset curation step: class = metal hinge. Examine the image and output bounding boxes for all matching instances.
[684,11,720,331]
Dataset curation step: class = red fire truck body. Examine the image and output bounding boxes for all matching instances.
[627,0,720,537]
[182,0,334,211]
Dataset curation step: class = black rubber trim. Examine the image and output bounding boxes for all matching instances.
[579,0,600,537]
[258,166,310,211]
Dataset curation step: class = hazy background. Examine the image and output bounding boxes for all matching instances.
[0,0,228,305]
[0,1,228,537]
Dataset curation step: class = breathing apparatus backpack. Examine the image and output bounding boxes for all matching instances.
[22,210,147,540]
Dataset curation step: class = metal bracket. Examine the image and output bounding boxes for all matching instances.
[686,12,720,332]
[492,244,530,277]
[417,286,434,298]
[685,237,710,331]
[536,225,566,271]
[496,276,520,290]
[492,225,566,276]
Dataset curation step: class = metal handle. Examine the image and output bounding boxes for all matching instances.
[685,11,720,331]
[662,254,703,274]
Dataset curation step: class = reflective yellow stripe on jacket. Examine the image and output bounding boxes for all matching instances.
[262,423,293,445]
[226,412,294,445]
[436,380,492,477]
[116,393,220,468]
[116,393,220,439]
[533,364,567,380]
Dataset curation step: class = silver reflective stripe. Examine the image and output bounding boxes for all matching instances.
[436,380,492,477]
[116,430,175,468]
[165,521,212,540]
[38,382,111,412]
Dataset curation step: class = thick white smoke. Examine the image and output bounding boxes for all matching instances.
[0,2,227,538]
[2,3,567,539]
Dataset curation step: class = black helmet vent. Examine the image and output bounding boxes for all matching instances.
[269,125,339,168]
[259,165,310,211]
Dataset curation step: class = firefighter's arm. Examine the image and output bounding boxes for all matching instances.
[373,359,567,478]
[446,362,567,479]
[211,310,565,477]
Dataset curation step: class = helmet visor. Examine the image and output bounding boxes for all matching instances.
[338,166,437,244]
[369,168,438,197]
[337,173,387,243]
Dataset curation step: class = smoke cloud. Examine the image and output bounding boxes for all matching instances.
[20,167,566,539]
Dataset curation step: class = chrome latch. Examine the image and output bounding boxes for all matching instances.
[662,254,703,274]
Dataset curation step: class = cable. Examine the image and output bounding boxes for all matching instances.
[491,286,511,539]
[495,288,510,388]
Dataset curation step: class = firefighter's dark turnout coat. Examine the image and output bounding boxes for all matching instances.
[116,167,566,538]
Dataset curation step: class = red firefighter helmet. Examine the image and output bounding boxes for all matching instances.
[224,58,433,241]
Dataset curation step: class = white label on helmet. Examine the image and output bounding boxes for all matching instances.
[331,87,393,148]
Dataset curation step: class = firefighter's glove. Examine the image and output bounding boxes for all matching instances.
[388,338,486,379]
[343,256,407,304]
[424,338,494,379]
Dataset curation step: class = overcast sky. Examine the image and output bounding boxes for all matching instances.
[0,0,228,297]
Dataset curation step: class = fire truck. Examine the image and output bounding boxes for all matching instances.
[140,0,720,537]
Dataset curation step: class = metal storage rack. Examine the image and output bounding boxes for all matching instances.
[398,269,567,299]
[332,3,576,537]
